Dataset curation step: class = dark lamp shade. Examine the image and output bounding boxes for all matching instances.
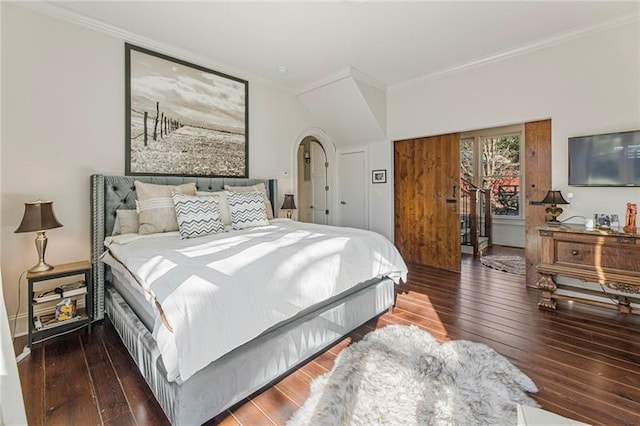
[15,200,63,233]
[281,194,297,210]
[540,190,569,206]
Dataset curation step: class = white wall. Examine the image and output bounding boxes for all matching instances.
[386,20,640,241]
[368,140,393,240]
[0,3,317,335]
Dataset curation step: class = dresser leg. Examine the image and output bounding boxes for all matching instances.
[537,274,557,310]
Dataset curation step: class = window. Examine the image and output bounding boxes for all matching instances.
[460,131,523,218]
[480,134,521,217]
[460,137,475,186]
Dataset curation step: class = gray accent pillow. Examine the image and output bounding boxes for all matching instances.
[135,181,196,235]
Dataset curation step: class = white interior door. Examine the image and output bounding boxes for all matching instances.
[338,150,367,229]
[310,142,328,224]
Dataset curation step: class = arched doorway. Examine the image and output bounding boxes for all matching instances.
[297,136,328,224]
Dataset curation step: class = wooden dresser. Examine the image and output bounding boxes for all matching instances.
[536,225,640,314]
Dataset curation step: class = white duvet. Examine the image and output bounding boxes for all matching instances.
[103,219,407,383]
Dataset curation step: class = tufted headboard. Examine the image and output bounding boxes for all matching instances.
[90,174,277,321]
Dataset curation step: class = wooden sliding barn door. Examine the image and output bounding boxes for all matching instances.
[394,134,461,272]
[524,119,552,287]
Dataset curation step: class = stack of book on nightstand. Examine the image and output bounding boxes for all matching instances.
[34,311,83,330]
[33,280,87,303]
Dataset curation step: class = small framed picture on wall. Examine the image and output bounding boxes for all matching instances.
[372,169,387,184]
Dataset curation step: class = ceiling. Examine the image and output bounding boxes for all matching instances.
[54,1,638,91]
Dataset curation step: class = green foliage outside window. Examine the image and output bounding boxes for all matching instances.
[460,135,521,216]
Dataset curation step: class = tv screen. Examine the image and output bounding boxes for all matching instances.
[568,130,640,186]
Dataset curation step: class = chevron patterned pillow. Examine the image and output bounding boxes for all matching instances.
[172,193,225,239]
[227,191,270,230]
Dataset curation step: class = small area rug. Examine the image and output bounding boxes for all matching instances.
[479,255,526,275]
[287,325,539,426]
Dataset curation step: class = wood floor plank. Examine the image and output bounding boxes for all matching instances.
[249,387,299,425]
[273,371,312,406]
[80,331,132,423]
[18,345,45,426]
[230,399,275,425]
[204,410,242,426]
[17,247,640,425]
[43,334,101,424]
[102,410,137,426]
[99,323,169,426]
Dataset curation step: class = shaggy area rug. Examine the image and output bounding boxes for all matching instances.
[479,255,526,275]
[288,325,539,426]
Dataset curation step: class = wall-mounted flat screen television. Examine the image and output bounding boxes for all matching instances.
[568,130,640,186]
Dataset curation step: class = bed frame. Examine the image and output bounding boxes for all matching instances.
[90,174,395,425]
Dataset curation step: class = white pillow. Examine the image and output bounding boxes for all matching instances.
[196,190,232,229]
[224,183,274,220]
[227,191,270,230]
[172,193,225,239]
[135,181,196,235]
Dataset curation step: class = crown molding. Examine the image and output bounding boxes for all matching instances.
[16,1,296,94]
[394,12,640,90]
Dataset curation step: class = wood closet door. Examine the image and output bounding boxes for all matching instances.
[524,119,552,287]
[394,134,461,272]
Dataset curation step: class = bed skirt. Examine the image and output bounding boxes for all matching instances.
[105,277,395,425]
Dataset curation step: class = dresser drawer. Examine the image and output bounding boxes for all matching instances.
[556,241,640,272]
[556,242,594,266]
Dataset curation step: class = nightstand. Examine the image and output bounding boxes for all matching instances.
[27,260,92,349]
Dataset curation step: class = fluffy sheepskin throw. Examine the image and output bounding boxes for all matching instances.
[288,325,539,425]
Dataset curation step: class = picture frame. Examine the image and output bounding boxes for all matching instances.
[372,169,387,184]
[125,43,249,178]
[595,213,619,230]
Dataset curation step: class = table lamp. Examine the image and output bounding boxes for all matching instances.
[540,190,569,225]
[281,194,297,219]
[15,200,63,272]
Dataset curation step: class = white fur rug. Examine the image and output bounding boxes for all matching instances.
[288,325,539,426]
[479,255,526,275]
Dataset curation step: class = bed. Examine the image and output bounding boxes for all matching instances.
[90,174,407,425]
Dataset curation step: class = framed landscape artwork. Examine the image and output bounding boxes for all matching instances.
[125,44,249,177]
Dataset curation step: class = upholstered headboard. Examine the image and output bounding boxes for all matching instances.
[90,174,277,321]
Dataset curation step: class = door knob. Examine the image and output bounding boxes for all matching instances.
[340,201,346,205]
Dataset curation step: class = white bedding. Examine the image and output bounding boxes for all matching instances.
[102,218,407,383]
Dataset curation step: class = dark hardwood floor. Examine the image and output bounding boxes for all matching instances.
[16,246,640,425]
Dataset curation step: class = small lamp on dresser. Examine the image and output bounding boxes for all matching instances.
[15,200,63,272]
[540,190,569,225]
[281,194,297,219]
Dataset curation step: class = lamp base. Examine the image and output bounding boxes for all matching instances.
[545,205,563,225]
[28,261,53,273]
[29,231,53,273]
